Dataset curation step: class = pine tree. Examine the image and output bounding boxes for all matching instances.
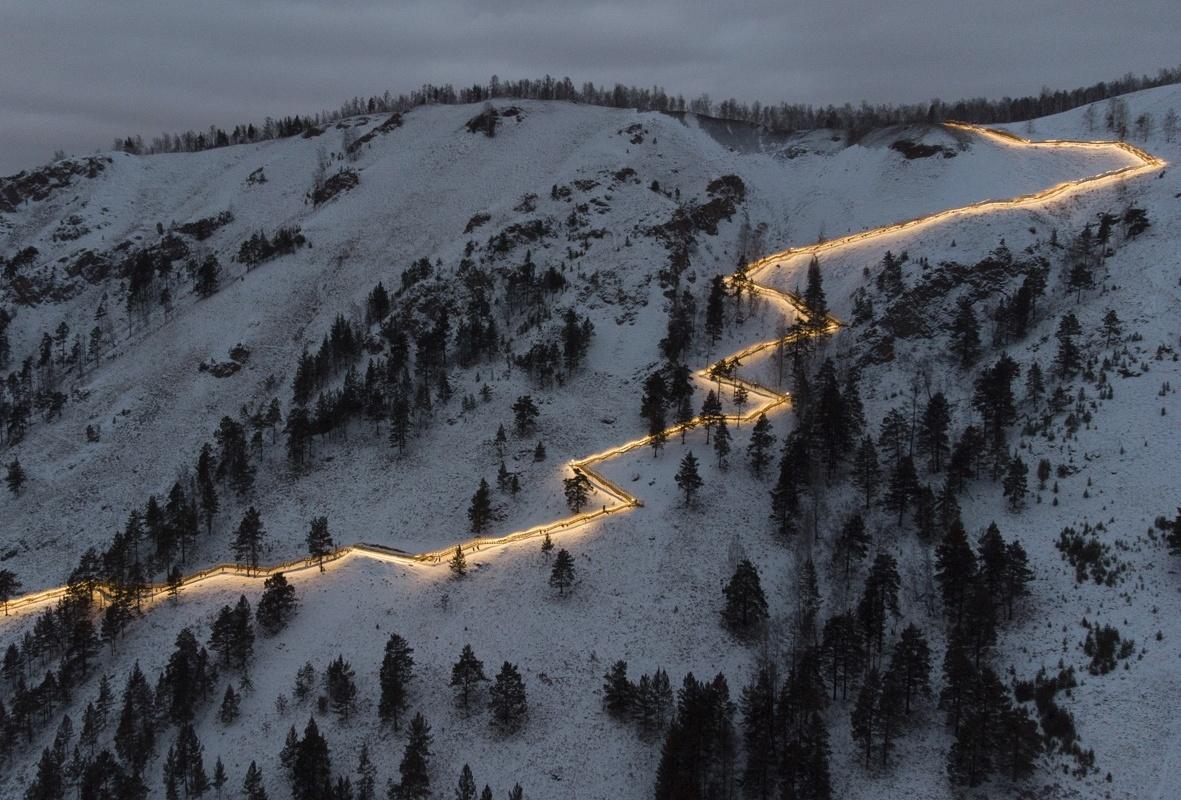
[533,440,546,461]
[834,514,870,583]
[449,644,488,709]
[488,662,528,733]
[1002,541,1034,620]
[540,531,554,557]
[851,435,880,510]
[195,255,221,298]
[454,765,477,800]
[467,479,493,533]
[324,655,357,720]
[0,569,22,615]
[306,516,334,571]
[707,415,732,473]
[884,456,918,525]
[949,301,981,368]
[292,717,332,800]
[563,472,592,513]
[701,390,723,443]
[379,634,414,729]
[740,665,778,799]
[602,660,634,718]
[884,624,931,714]
[746,413,776,477]
[548,549,576,597]
[219,684,240,724]
[356,744,376,800]
[769,450,800,540]
[918,393,951,472]
[511,395,539,436]
[1054,313,1083,378]
[448,546,467,578]
[232,507,266,572]
[722,560,768,633]
[876,665,906,768]
[803,255,828,332]
[851,667,880,768]
[935,521,978,625]
[1025,362,1045,407]
[732,384,749,424]
[393,713,432,800]
[1003,455,1028,511]
[857,553,900,657]
[675,451,703,507]
[243,761,267,800]
[212,757,227,799]
[1102,308,1123,346]
[5,458,25,494]
[256,572,298,634]
[704,275,726,345]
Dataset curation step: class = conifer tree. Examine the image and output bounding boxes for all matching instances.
[851,667,880,768]
[212,757,227,799]
[488,662,528,733]
[0,569,22,615]
[243,762,267,800]
[5,458,25,494]
[884,455,918,525]
[324,655,357,720]
[833,514,870,583]
[740,665,778,798]
[746,413,776,477]
[705,275,727,345]
[467,480,493,533]
[884,624,931,714]
[857,553,900,657]
[219,684,240,724]
[306,516,334,571]
[769,451,800,539]
[256,572,298,635]
[851,435,880,510]
[713,415,732,469]
[803,255,828,332]
[356,744,376,800]
[563,472,592,513]
[821,612,864,701]
[232,507,266,572]
[918,393,951,472]
[1002,541,1034,620]
[935,521,978,625]
[512,395,539,436]
[701,391,723,443]
[379,634,414,729]
[949,301,981,368]
[449,644,488,709]
[602,661,634,718]
[1054,313,1083,378]
[393,713,432,800]
[1003,456,1028,511]
[722,560,768,633]
[675,451,703,507]
[455,765,477,800]
[540,531,554,557]
[549,549,576,597]
[449,546,467,578]
[292,717,332,800]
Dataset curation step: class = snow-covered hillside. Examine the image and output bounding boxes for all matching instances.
[1,84,1179,800]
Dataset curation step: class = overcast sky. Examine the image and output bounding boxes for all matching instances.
[2,0,1178,174]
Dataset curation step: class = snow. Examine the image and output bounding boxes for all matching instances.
[2,83,1181,798]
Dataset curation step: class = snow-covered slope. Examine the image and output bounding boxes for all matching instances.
[1,84,1179,799]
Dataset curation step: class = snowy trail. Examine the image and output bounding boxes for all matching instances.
[2,123,1165,618]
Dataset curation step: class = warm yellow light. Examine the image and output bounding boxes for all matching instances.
[1,121,1163,618]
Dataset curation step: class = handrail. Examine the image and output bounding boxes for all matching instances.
[1,122,1164,618]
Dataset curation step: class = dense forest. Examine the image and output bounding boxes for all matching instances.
[101,66,1181,160]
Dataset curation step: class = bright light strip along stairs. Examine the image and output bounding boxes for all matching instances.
[2,124,1165,616]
